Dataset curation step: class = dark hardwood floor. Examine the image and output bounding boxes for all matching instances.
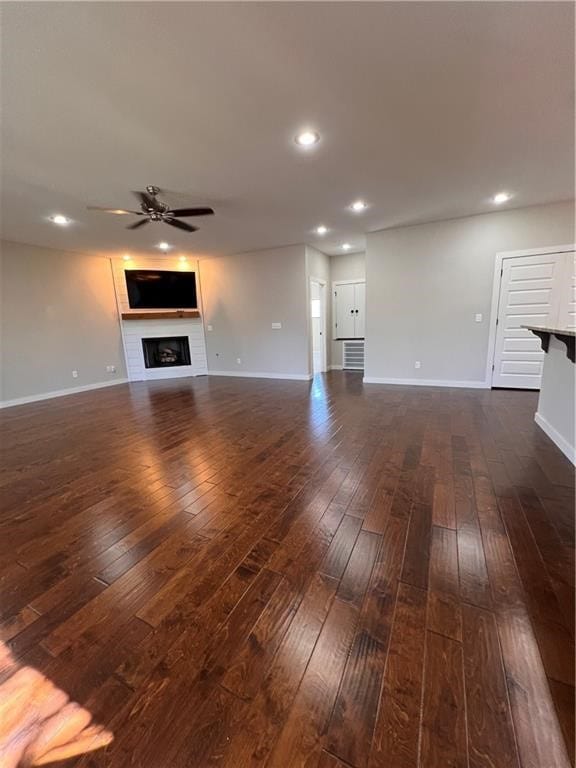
[1,372,574,767]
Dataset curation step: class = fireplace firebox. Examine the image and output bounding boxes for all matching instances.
[142,337,191,369]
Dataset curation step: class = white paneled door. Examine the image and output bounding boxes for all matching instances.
[559,252,576,329]
[334,281,365,339]
[492,251,573,389]
[335,282,356,338]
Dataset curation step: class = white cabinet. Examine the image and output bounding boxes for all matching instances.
[334,281,365,339]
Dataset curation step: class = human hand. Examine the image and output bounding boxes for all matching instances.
[0,642,113,767]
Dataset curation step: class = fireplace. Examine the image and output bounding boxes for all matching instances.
[142,336,191,369]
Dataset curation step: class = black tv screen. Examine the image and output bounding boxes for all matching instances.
[125,270,197,309]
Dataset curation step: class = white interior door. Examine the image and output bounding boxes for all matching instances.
[492,252,565,389]
[559,251,576,329]
[354,282,366,338]
[335,283,355,338]
[310,280,326,374]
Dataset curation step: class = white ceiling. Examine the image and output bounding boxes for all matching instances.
[1,2,573,258]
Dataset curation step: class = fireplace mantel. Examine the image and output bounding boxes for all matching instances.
[121,310,200,320]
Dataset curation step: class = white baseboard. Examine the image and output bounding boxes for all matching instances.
[0,378,129,409]
[329,365,343,371]
[535,412,576,465]
[209,370,313,381]
[362,376,488,389]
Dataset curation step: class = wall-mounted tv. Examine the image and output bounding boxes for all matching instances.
[125,270,197,309]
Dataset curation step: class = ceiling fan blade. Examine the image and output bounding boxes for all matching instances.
[166,207,214,218]
[127,218,149,230]
[87,206,142,215]
[132,190,160,210]
[165,218,198,232]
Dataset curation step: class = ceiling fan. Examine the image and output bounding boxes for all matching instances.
[87,186,214,232]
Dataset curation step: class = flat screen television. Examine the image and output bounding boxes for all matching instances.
[125,270,197,309]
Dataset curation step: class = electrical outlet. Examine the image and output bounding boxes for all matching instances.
[475,313,483,323]
[72,369,79,378]
[414,361,421,369]
[106,365,116,373]
[271,322,282,330]
[236,358,242,365]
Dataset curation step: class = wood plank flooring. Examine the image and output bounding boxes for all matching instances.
[0,372,574,767]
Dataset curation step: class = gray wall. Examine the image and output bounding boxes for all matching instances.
[330,251,366,368]
[200,244,310,378]
[365,201,575,384]
[1,240,126,402]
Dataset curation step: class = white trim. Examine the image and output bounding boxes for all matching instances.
[486,243,576,387]
[329,365,343,371]
[332,278,366,286]
[363,376,488,389]
[209,371,313,381]
[535,412,576,465]
[0,378,129,409]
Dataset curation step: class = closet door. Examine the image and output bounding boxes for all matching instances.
[558,251,576,329]
[492,252,564,389]
[353,282,366,338]
[334,283,356,338]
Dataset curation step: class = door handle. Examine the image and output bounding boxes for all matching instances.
[350,309,354,314]
[355,309,359,313]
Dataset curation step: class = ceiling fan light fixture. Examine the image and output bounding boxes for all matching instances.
[88,188,213,233]
[157,242,171,251]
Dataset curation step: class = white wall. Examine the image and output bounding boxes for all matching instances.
[535,336,575,463]
[0,240,126,404]
[330,251,366,368]
[365,201,574,385]
[199,244,310,379]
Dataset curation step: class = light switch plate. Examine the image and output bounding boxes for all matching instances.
[207,324,213,331]
[475,313,483,323]
[271,322,282,329]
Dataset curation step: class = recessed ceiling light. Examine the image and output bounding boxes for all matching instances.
[350,200,367,213]
[295,130,320,147]
[493,192,512,205]
[157,242,171,251]
[122,254,131,261]
[179,256,188,263]
[341,243,352,251]
[50,214,71,226]
[316,225,328,235]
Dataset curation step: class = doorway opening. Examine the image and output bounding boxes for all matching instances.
[310,278,327,375]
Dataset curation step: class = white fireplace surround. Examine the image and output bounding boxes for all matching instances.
[112,257,208,381]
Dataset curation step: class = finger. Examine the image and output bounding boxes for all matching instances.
[23,702,92,763]
[30,677,69,723]
[0,668,45,734]
[31,726,113,765]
